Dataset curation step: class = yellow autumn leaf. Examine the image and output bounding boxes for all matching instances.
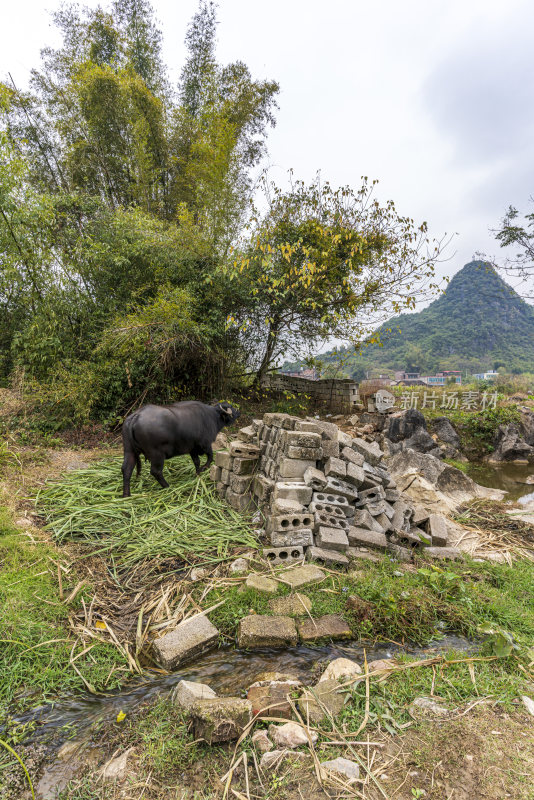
[116,710,126,723]
[95,620,107,630]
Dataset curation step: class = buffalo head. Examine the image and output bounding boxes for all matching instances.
[215,402,240,425]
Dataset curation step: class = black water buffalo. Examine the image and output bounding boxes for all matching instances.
[121,400,240,497]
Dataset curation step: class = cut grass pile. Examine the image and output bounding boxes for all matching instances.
[37,456,258,568]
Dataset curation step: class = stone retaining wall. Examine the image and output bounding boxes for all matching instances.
[261,374,360,412]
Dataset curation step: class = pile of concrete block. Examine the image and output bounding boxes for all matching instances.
[209,412,459,565]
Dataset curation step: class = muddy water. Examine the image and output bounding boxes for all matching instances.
[18,635,474,744]
[463,462,534,503]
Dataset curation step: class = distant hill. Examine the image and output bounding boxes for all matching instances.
[285,261,534,379]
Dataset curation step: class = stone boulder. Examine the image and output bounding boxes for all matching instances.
[489,423,534,462]
[386,409,442,456]
[520,409,534,446]
[430,417,461,449]
[386,409,427,443]
[387,449,503,512]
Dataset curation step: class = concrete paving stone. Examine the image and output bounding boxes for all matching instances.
[171,680,216,709]
[245,574,280,594]
[297,614,352,642]
[424,546,462,560]
[190,697,252,743]
[268,593,313,616]
[238,615,298,648]
[279,564,326,589]
[153,615,219,670]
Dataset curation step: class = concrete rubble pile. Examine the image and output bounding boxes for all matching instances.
[209,412,459,565]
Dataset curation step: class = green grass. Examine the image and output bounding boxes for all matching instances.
[37,456,258,568]
[203,556,534,649]
[0,508,123,719]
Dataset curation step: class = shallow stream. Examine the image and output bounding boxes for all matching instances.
[18,635,475,745]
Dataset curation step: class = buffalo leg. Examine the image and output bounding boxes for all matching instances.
[122,452,136,498]
[198,445,213,473]
[190,449,202,475]
[150,456,169,489]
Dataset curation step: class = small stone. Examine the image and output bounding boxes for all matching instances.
[298,614,352,642]
[260,750,309,769]
[367,659,395,672]
[190,697,252,743]
[521,695,534,716]
[153,615,219,670]
[298,680,346,723]
[319,658,362,683]
[238,615,298,648]
[172,680,216,709]
[320,756,360,784]
[245,574,279,594]
[229,557,250,574]
[100,747,136,782]
[190,567,208,582]
[269,722,317,749]
[409,696,450,717]
[252,730,273,753]
[280,564,326,588]
[268,593,312,616]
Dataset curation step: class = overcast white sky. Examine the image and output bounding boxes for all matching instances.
[2,0,534,293]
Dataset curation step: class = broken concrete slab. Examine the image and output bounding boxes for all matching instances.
[297,614,352,642]
[153,614,219,670]
[238,615,298,648]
